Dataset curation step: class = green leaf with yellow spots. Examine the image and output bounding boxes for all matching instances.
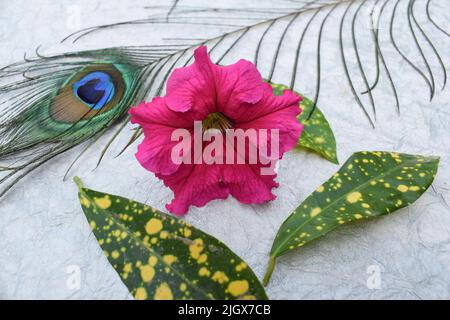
[270,82,338,164]
[263,151,439,285]
[74,177,267,300]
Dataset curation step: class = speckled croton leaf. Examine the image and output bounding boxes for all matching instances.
[74,177,267,300]
[263,151,439,285]
[270,82,338,164]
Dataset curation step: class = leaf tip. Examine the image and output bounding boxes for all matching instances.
[330,155,339,165]
[429,155,440,162]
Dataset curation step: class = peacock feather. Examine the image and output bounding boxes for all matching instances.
[0,47,156,197]
[0,0,448,199]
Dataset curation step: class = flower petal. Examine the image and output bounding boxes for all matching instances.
[235,84,303,157]
[129,98,195,175]
[222,163,278,204]
[159,164,229,215]
[166,46,264,116]
[129,97,200,128]
[165,47,216,115]
[131,46,304,215]
[228,82,301,123]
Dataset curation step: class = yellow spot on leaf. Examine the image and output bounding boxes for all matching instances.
[180,283,187,291]
[354,214,363,219]
[89,221,96,230]
[140,265,155,283]
[241,295,256,300]
[94,196,111,209]
[235,262,247,272]
[197,253,208,264]
[135,287,147,300]
[154,282,173,300]
[111,250,120,259]
[160,231,169,239]
[361,203,370,209]
[409,186,420,191]
[212,271,229,284]
[310,207,321,218]
[316,226,323,230]
[183,227,192,237]
[315,137,324,144]
[145,218,163,235]
[149,256,158,267]
[123,263,132,273]
[80,196,90,208]
[227,280,249,297]
[199,267,210,277]
[346,192,362,203]
[163,254,177,266]
[316,185,324,192]
[189,238,204,260]
[397,185,408,192]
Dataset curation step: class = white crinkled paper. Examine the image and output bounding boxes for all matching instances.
[0,0,449,299]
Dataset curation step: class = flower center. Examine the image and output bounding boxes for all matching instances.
[202,112,233,132]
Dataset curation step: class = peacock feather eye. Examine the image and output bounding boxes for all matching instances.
[73,71,115,110]
[51,64,127,123]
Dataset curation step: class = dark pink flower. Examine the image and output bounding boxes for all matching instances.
[129,46,302,215]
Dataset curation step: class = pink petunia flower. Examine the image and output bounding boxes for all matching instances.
[129,46,302,215]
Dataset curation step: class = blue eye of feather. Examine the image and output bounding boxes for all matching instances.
[72,71,115,110]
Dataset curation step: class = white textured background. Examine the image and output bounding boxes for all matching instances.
[0,0,449,299]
